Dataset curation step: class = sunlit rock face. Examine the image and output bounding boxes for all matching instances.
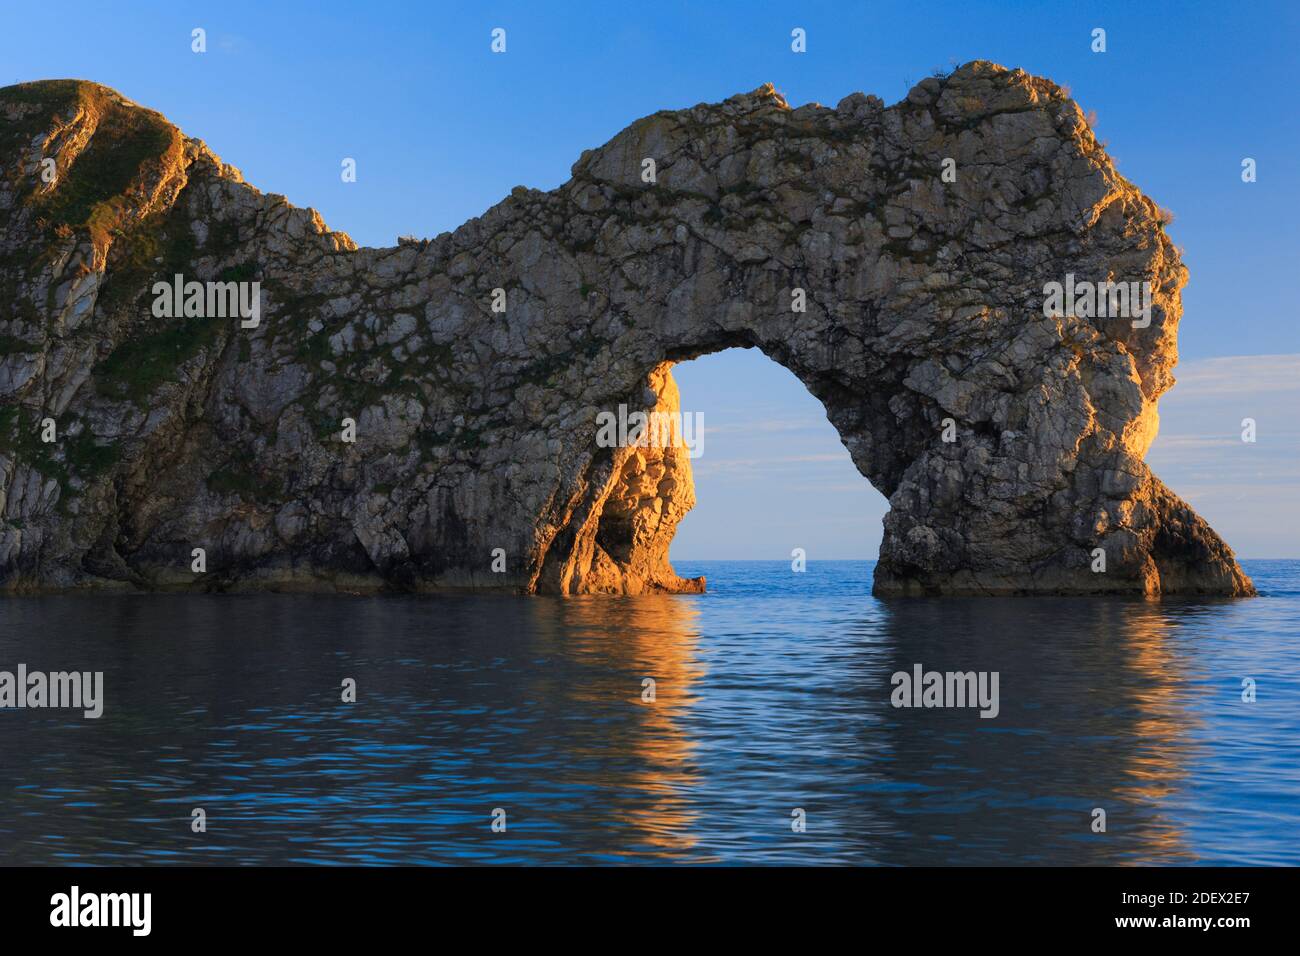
[0,65,1254,596]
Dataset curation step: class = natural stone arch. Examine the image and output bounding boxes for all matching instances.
[0,65,1253,595]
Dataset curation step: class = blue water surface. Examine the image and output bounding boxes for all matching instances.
[1,560,1296,865]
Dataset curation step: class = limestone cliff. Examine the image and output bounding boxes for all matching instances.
[0,65,1254,596]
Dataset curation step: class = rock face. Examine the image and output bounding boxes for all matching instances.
[0,65,1254,596]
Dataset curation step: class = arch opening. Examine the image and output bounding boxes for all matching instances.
[543,345,894,596]
[666,346,890,565]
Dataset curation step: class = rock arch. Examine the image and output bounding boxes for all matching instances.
[0,64,1254,595]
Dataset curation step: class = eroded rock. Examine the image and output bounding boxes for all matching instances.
[0,65,1254,596]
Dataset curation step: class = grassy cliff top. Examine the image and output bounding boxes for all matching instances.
[1,79,185,251]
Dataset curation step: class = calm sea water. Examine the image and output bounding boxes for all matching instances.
[1,560,1297,866]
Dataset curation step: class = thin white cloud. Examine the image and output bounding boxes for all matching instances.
[1171,353,1300,394]
[694,452,853,474]
[701,418,827,435]
[1149,353,1300,555]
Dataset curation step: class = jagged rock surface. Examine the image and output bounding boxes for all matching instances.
[0,65,1254,596]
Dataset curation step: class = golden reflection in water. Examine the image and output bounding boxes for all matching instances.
[529,594,708,858]
[1112,600,1200,863]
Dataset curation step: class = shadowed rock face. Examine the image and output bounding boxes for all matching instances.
[0,64,1254,596]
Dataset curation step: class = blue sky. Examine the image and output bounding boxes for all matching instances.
[3,0,1296,557]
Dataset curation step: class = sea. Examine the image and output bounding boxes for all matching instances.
[1,559,1297,865]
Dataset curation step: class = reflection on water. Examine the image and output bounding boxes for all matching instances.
[1114,604,1197,862]
[0,561,1297,865]
[533,596,707,858]
[865,598,1199,864]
